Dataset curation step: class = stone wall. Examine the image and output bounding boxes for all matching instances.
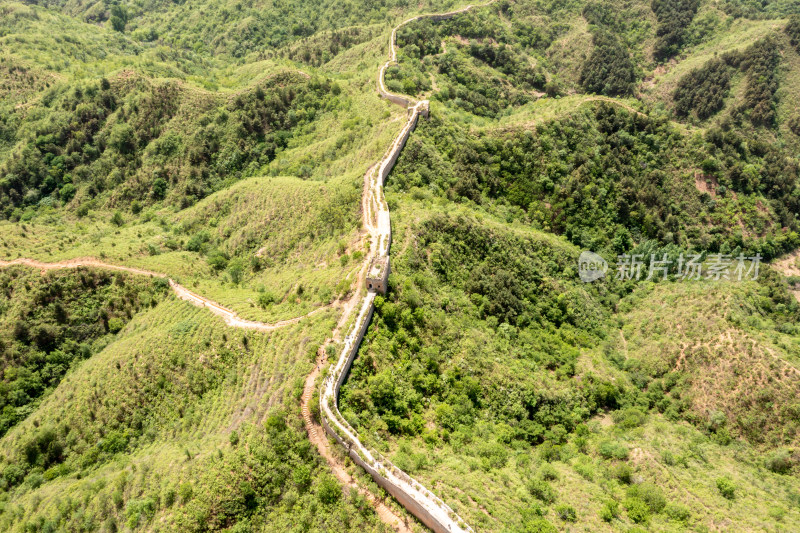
[320,292,471,533]
[316,5,500,533]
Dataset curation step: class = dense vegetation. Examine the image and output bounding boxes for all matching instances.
[3,0,800,530]
[651,0,700,61]
[0,267,167,438]
[737,37,780,127]
[580,30,637,96]
[788,15,800,51]
[0,72,341,220]
[21,0,456,59]
[389,103,800,257]
[672,58,732,119]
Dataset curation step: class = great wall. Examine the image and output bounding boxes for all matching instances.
[313,5,500,532]
[0,3,494,531]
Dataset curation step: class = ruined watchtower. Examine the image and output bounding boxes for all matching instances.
[418,100,430,119]
[366,256,390,294]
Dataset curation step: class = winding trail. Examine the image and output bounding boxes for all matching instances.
[0,257,331,331]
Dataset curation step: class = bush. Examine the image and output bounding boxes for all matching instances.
[521,517,558,532]
[227,259,245,285]
[716,477,736,499]
[612,407,647,428]
[665,502,691,522]
[765,449,794,474]
[186,231,211,253]
[555,504,577,522]
[108,317,124,334]
[540,463,559,481]
[627,482,667,513]
[317,475,341,504]
[609,462,632,483]
[600,500,619,522]
[625,497,650,523]
[258,292,276,308]
[207,250,230,271]
[527,478,556,503]
[598,440,629,460]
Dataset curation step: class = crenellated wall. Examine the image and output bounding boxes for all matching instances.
[319,3,498,532]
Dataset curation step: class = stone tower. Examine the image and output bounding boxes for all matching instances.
[366,256,390,294]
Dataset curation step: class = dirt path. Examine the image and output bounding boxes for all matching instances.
[0,257,333,331]
[301,354,413,532]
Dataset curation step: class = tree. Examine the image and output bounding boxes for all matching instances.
[317,475,340,504]
[152,178,167,200]
[227,259,245,285]
[580,31,636,97]
[716,477,736,499]
[110,5,129,33]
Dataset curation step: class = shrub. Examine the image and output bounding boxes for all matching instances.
[540,463,559,481]
[258,292,276,308]
[613,407,647,428]
[625,497,650,523]
[555,504,577,522]
[108,317,124,334]
[665,502,691,522]
[521,517,558,532]
[125,498,156,529]
[152,177,167,200]
[527,478,556,503]
[186,231,211,253]
[207,250,230,271]
[598,440,629,460]
[765,449,794,474]
[716,477,736,499]
[627,482,667,513]
[179,483,193,503]
[609,462,632,484]
[227,259,245,285]
[111,211,124,226]
[600,500,619,522]
[164,488,176,507]
[317,475,341,504]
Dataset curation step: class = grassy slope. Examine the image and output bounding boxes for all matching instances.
[0,175,363,322]
[0,285,396,531]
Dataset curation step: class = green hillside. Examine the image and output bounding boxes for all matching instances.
[1,0,800,531]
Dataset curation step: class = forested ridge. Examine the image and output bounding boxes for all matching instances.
[0,72,341,220]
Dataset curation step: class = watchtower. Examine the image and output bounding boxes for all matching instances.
[418,100,430,119]
[366,256,390,294]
